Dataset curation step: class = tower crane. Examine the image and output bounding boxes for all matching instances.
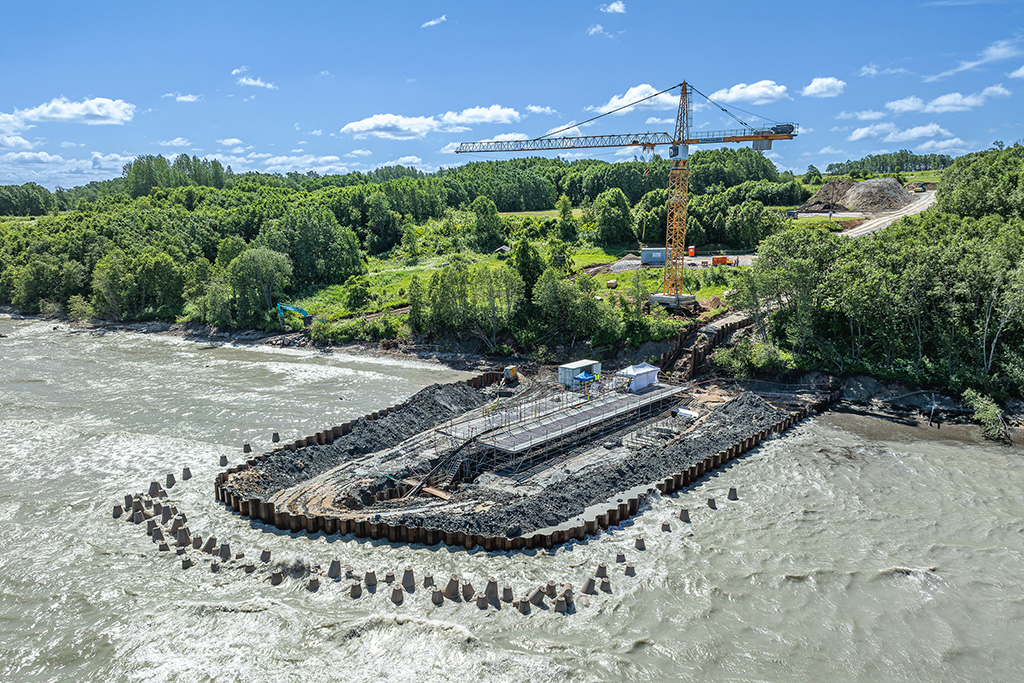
[456,82,798,308]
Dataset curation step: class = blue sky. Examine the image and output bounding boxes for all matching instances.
[2,0,1023,188]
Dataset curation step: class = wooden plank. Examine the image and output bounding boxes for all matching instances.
[402,479,451,501]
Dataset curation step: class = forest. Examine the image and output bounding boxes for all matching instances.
[729,145,1024,399]
[824,149,953,176]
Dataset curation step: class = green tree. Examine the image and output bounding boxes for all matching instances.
[804,165,822,184]
[229,247,292,327]
[468,195,503,251]
[407,275,426,333]
[508,237,546,299]
[594,187,633,244]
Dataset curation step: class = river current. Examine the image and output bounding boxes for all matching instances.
[1,316,1022,682]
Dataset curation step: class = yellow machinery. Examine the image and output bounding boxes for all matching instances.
[457,82,798,307]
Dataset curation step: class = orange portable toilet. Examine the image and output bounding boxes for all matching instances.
[687,246,695,257]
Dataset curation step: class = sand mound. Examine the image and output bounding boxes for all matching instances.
[798,178,914,213]
[843,178,914,212]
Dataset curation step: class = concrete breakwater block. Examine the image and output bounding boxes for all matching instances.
[384,571,395,584]
[161,507,172,524]
[350,583,362,598]
[219,455,228,467]
[502,586,514,603]
[635,537,646,550]
[364,571,377,587]
[158,542,170,552]
[708,497,717,510]
[166,474,175,489]
[307,578,320,592]
[431,589,444,606]
[192,536,203,549]
[661,522,672,532]
[124,494,133,511]
[270,571,283,585]
[152,528,164,542]
[582,577,597,595]
[600,577,611,593]
[113,505,123,519]
[390,586,404,605]
[244,563,255,574]
[517,599,530,614]
[616,552,626,563]
[595,564,608,579]
[202,537,217,554]
[211,561,221,573]
[260,550,271,563]
[461,582,475,601]
[148,482,161,497]
[218,544,232,561]
[728,487,738,501]
[146,519,157,535]
[182,467,191,481]
[176,529,190,547]
[131,511,144,524]
[243,443,251,454]
[423,574,434,588]
[555,597,567,614]
[625,564,636,577]
[528,588,545,606]
[561,584,573,601]
[272,432,280,443]
[170,518,183,534]
[485,578,498,600]
[680,508,690,523]
[545,581,557,597]
[182,558,193,569]
[444,576,459,599]
[131,498,143,513]
[402,568,415,590]
[328,560,342,579]
[152,501,162,515]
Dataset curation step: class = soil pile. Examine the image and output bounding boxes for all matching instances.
[798,179,856,212]
[799,178,914,213]
[609,254,643,273]
[843,178,914,212]
[224,382,490,499]
[393,392,789,536]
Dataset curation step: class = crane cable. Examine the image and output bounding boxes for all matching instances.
[539,82,683,139]
[689,84,785,128]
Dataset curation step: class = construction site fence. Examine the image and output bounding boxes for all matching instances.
[213,383,842,552]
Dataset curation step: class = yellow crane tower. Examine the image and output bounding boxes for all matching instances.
[456,82,798,308]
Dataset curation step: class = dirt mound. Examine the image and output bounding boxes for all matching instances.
[609,254,643,273]
[798,179,856,212]
[225,382,490,499]
[701,296,725,311]
[843,178,914,212]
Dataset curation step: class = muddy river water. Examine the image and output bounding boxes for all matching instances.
[1,316,1022,682]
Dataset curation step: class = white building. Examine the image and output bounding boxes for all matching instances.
[557,359,602,387]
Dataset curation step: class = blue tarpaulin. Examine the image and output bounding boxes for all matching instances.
[573,371,595,383]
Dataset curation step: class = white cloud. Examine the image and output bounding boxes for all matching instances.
[231,66,248,75]
[884,123,952,142]
[1,151,65,165]
[925,38,1022,81]
[848,122,898,141]
[310,129,322,136]
[216,138,243,146]
[587,24,609,36]
[802,77,846,98]
[158,137,191,147]
[346,149,373,157]
[859,63,911,77]
[175,94,201,103]
[247,152,272,159]
[837,110,886,121]
[0,135,34,150]
[439,142,461,154]
[237,75,277,89]
[291,148,304,153]
[1012,65,1024,78]
[708,80,789,105]
[421,15,446,28]
[600,1,626,12]
[818,146,845,155]
[645,116,674,125]
[547,122,583,137]
[916,137,969,153]
[319,70,332,77]
[341,113,440,139]
[482,133,529,142]
[527,104,557,115]
[383,155,423,166]
[441,105,520,125]
[886,96,925,113]
[588,83,677,114]
[59,141,83,148]
[0,96,136,133]
[886,85,1010,114]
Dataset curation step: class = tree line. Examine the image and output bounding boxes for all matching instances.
[825,149,952,175]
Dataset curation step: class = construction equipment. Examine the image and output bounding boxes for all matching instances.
[276,302,311,328]
[456,81,797,308]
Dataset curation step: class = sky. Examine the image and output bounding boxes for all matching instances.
[2,0,1023,189]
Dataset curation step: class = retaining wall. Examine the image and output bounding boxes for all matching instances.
[214,378,842,552]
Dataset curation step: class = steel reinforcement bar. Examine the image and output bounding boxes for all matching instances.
[213,384,842,552]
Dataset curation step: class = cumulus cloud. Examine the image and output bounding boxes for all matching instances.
[818,146,845,155]
[421,15,446,28]
[163,92,201,102]
[383,155,423,167]
[441,105,520,125]
[802,77,846,98]
[848,122,898,141]
[588,83,677,114]
[925,38,1022,82]
[439,142,461,154]
[600,1,626,12]
[1,151,65,165]
[237,75,277,89]
[859,63,911,77]
[158,137,191,147]
[547,122,583,137]
[346,149,372,157]
[886,85,1010,113]
[645,116,674,125]
[216,138,243,146]
[0,135,34,150]
[587,24,608,36]
[884,123,952,142]
[527,104,557,115]
[916,137,969,153]
[837,110,886,121]
[1012,65,1024,78]
[708,80,789,105]
[231,66,248,75]
[59,141,83,148]
[0,96,136,134]
[341,113,440,139]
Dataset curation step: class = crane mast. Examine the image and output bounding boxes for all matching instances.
[455,81,797,308]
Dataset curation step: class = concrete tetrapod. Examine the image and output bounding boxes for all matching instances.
[728,487,738,501]
[219,455,228,467]
[600,577,611,593]
[158,543,170,552]
[211,561,220,573]
[166,473,175,489]
[181,557,193,569]
[152,528,164,542]
[517,599,530,615]
[390,586,404,605]
[124,494,133,511]
[192,537,202,550]
[219,544,232,561]
[307,577,320,592]
[582,577,597,595]
[113,505,123,519]
[528,588,545,606]
[244,563,255,574]
[182,467,191,481]
[461,582,475,601]
[423,574,434,588]
[661,522,671,532]
[243,443,251,454]
[148,482,161,497]
[616,552,626,563]
[555,597,567,614]
[475,595,488,610]
[708,497,717,510]
[176,529,190,547]
[270,571,283,586]
[328,560,342,579]
[364,571,377,587]
[384,571,395,584]
[431,589,444,606]
[485,578,498,600]
[161,507,172,524]
[350,583,362,599]
[402,568,415,591]
[625,564,636,577]
[680,508,690,523]
[260,550,271,563]
[443,576,459,600]
[635,537,646,550]
[502,586,514,603]
[202,537,217,554]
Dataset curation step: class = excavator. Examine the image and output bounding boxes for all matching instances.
[457,81,798,309]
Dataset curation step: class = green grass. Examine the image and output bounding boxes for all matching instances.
[571,247,621,270]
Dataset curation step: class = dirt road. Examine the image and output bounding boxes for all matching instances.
[840,190,937,237]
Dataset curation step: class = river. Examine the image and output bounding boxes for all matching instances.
[1,316,1022,682]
